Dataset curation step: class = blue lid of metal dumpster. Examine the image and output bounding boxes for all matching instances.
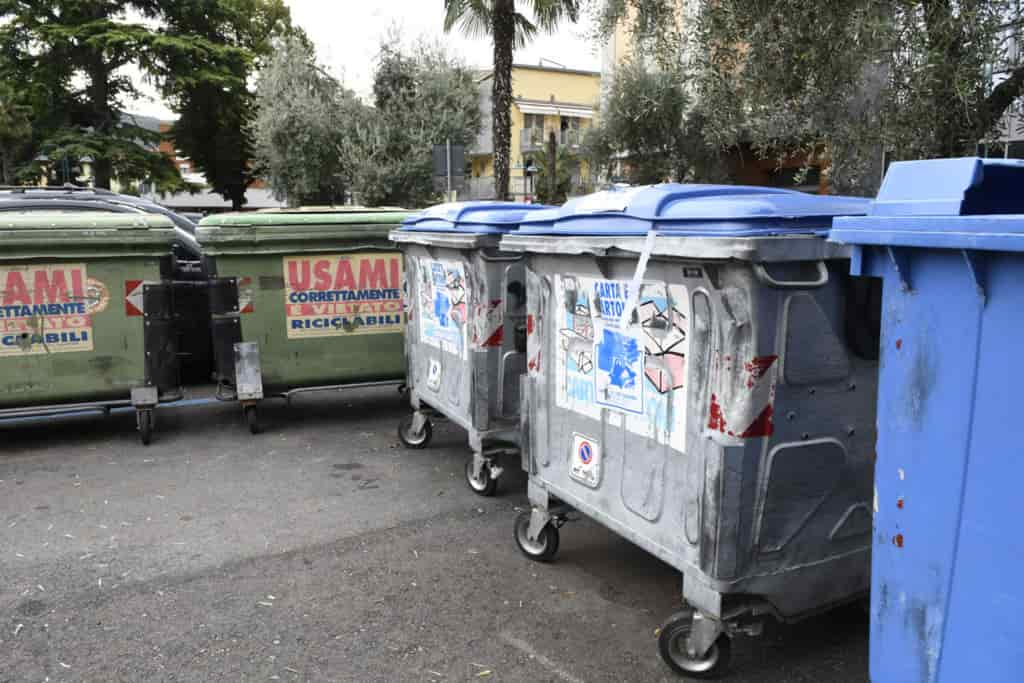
[400,201,551,234]
[830,158,1024,252]
[514,184,871,236]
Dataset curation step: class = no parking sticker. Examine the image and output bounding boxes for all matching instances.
[570,433,602,489]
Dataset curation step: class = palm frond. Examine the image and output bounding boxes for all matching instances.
[443,0,493,41]
[512,13,537,48]
[528,0,580,34]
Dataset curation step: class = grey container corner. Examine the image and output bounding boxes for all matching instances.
[388,198,553,495]
[391,228,529,494]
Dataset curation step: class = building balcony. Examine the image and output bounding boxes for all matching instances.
[560,129,582,148]
[520,128,546,151]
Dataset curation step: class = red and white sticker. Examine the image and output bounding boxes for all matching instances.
[707,354,778,441]
[526,313,542,376]
[472,299,504,348]
[124,280,145,316]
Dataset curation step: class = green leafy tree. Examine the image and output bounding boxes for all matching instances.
[0,0,183,190]
[593,0,1024,194]
[347,36,481,208]
[584,58,692,184]
[443,0,581,200]
[253,37,364,206]
[532,135,577,203]
[583,55,728,185]
[0,84,32,184]
[157,0,294,209]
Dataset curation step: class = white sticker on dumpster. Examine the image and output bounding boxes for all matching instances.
[415,258,469,359]
[570,433,602,488]
[284,253,404,339]
[0,263,96,356]
[427,358,442,392]
[554,275,690,449]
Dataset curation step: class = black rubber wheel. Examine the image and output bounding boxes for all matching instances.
[397,414,432,449]
[657,611,732,679]
[138,409,154,446]
[465,458,498,497]
[245,405,262,434]
[513,510,559,562]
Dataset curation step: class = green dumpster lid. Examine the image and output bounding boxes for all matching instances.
[255,205,409,214]
[0,212,178,259]
[197,208,412,255]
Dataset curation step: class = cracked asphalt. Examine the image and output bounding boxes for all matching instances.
[0,387,868,682]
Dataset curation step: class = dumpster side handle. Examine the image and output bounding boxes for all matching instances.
[752,261,829,289]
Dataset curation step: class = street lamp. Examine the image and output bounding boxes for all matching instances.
[524,160,538,203]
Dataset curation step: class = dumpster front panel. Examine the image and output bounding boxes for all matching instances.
[525,249,877,616]
[214,250,406,390]
[0,257,163,407]
[942,251,1024,682]
[402,243,525,434]
[857,246,1024,683]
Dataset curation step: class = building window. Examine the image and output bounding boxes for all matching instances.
[560,116,580,132]
[523,113,544,130]
[560,116,582,146]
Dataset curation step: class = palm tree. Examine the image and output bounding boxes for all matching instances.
[444,0,580,201]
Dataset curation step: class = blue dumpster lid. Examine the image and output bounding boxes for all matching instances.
[400,201,551,234]
[514,184,871,236]
[831,157,1024,252]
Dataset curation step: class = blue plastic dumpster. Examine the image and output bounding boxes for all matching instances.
[830,157,1024,683]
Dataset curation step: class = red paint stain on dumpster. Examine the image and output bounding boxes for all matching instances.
[896,339,903,350]
[708,394,727,432]
[527,314,535,335]
[897,498,905,509]
[893,534,904,548]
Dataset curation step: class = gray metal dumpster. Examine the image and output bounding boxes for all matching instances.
[391,202,549,495]
[500,184,877,678]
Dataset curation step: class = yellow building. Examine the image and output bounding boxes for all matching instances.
[468,64,601,201]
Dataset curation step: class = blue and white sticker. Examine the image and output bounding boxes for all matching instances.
[593,321,644,415]
[416,257,468,359]
[570,433,602,489]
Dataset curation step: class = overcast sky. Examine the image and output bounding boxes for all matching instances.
[131,0,602,120]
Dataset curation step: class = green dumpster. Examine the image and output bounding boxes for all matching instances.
[0,212,182,443]
[196,208,410,432]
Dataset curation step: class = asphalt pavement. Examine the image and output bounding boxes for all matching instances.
[0,387,868,682]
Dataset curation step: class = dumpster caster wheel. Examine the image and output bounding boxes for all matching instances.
[658,612,732,679]
[465,459,498,497]
[514,510,559,562]
[245,406,262,434]
[398,414,432,449]
[137,409,154,446]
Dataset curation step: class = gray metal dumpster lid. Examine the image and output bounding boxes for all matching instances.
[399,201,551,234]
[830,157,1024,252]
[514,183,870,236]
